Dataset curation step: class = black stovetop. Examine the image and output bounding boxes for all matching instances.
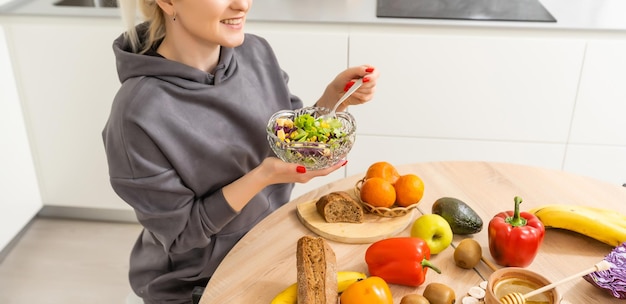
[377,0,556,22]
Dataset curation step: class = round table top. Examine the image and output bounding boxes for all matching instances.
[200,161,626,303]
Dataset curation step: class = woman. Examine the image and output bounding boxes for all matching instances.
[102,0,379,303]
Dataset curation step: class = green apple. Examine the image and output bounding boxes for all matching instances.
[410,214,453,254]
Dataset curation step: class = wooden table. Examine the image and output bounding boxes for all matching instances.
[200,161,626,303]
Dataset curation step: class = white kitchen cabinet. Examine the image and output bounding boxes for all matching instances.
[345,32,586,174]
[346,135,566,178]
[565,40,626,185]
[564,145,626,186]
[570,40,626,145]
[348,33,585,142]
[6,18,128,211]
[0,25,42,252]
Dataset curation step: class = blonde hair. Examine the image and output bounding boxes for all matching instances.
[118,0,168,54]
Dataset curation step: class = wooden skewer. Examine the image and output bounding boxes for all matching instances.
[499,260,611,304]
[481,255,499,272]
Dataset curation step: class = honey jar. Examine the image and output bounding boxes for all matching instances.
[485,267,561,304]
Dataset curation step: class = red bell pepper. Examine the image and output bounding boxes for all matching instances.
[488,196,545,267]
[365,237,441,287]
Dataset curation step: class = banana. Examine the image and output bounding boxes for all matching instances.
[270,283,297,304]
[270,271,367,304]
[337,271,368,293]
[529,204,626,228]
[529,204,626,247]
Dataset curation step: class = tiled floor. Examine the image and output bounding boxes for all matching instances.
[0,217,142,304]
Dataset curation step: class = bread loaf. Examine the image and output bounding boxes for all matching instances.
[315,191,364,223]
[296,236,338,304]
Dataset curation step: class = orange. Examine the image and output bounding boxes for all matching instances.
[365,161,400,184]
[394,174,425,207]
[359,177,396,208]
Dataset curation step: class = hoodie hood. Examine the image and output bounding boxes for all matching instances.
[112,23,236,87]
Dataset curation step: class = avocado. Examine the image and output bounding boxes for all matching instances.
[432,197,483,235]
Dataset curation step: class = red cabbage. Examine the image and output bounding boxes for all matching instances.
[584,242,626,299]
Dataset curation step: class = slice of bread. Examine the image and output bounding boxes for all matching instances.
[315,191,364,223]
[296,236,338,304]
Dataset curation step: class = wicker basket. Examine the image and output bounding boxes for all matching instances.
[354,178,418,218]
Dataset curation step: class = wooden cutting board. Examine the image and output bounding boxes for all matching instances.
[295,196,416,244]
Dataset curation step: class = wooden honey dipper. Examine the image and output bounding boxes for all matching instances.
[499,260,611,304]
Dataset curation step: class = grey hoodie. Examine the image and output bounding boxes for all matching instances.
[102,24,302,303]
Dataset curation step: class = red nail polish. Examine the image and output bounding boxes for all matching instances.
[296,166,306,173]
[341,160,348,167]
[365,67,374,73]
[362,77,370,83]
[343,81,355,92]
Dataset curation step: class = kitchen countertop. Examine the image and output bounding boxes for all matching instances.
[1,0,626,32]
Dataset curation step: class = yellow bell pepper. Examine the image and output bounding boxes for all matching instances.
[339,276,393,304]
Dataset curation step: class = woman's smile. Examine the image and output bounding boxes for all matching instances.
[221,18,243,25]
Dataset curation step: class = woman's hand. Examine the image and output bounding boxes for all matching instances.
[259,157,348,185]
[316,65,379,112]
[222,157,347,211]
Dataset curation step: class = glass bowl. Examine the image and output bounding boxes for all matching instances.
[266,107,356,170]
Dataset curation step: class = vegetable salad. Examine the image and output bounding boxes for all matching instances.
[272,114,346,144]
[269,113,352,168]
